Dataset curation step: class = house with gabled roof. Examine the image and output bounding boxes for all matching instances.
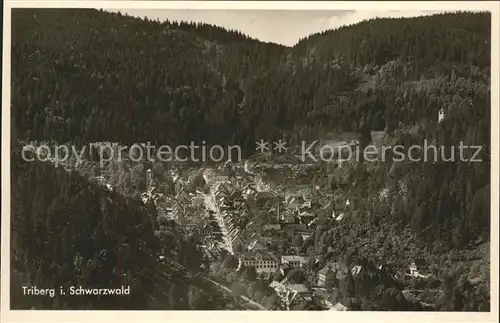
[317,262,348,286]
[407,258,431,278]
[281,255,309,268]
[270,281,288,296]
[351,265,363,277]
[298,210,314,224]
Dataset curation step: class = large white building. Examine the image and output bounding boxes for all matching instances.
[281,255,309,268]
[240,252,280,273]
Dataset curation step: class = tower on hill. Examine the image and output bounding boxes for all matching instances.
[438,108,446,123]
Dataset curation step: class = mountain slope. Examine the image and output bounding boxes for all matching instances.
[11,10,490,151]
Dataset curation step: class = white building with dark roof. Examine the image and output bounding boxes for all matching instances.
[281,255,309,268]
[240,252,280,273]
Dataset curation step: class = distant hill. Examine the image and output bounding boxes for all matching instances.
[11,9,489,152]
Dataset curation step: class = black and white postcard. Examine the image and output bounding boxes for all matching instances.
[1,1,499,323]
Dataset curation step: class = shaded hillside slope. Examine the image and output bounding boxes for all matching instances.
[10,147,226,310]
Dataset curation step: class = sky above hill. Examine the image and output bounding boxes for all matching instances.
[105,9,453,46]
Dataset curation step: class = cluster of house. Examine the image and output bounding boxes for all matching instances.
[233,250,350,309]
[142,163,266,260]
[263,259,352,310]
[98,149,440,311]
[136,167,222,255]
[236,249,434,310]
[207,181,244,254]
[241,182,258,200]
[274,184,353,228]
[198,164,305,256]
[191,165,278,255]
[269,279,311,310]
[269,279,349,311]
[281,193,315,224]
[97,156,438,311]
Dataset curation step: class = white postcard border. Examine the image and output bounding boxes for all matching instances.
[2,1,499,323]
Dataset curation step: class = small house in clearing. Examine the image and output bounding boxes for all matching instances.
[407,259,430,278]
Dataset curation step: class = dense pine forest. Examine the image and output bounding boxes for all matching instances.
[10,9,491,310]
[11,10,490,149]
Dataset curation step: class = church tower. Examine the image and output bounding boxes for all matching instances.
[438,108,445,123]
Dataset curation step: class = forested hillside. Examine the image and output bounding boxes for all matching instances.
[10,9,491,311]
[10,146,231,310]
[11,7,491,244]
[11,9,284,148]
[11,10,489,151]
